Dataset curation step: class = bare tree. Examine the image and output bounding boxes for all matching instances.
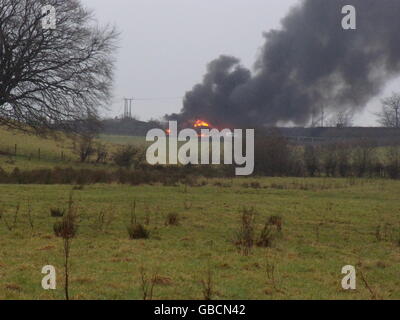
[376,93,400,128]
[327,110,354,127]
[73,134,95,162]
[72,112,102,162]
[304,144,320,177]
[353,139,376,177]
[95,141,108,163]
[0,0,118,132]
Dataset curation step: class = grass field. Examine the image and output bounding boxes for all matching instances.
[0,127,123,172]
[0,129,226,172]
[1,128,399,300]
[1,177,400,300]
[99,134,146,146]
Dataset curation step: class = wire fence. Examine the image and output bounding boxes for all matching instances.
[0,144,73,163]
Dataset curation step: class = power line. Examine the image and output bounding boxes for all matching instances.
[132,97,184,101]
[123,98,134,119]
[119,96,184,119]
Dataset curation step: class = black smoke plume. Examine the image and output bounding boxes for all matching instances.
[167,0,400,127]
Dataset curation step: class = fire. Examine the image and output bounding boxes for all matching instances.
[194,119,210,128]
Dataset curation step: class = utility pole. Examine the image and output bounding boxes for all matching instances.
[123,98,134,119]
[321,105,325,128]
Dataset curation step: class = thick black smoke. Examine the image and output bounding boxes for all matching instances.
[167,0,400,127]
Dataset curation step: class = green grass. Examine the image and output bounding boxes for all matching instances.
[0,127,76,160]
[1,177,400,300]
[0,128,122,172]
[99,134,146,146]
[1,128,400,300]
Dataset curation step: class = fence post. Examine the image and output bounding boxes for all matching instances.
[38,148,41,160]
[14,144,17,156]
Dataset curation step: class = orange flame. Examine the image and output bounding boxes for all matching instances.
[194,119,210,128]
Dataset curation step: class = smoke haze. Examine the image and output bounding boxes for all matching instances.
[167,0,400,127]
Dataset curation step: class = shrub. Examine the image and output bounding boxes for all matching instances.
[321,144,338,177]
[256,215,283,248]
[386,145,400,179]
[1,204,20,231]
[139,266,158,300]
[254,129,292,176]
[336,143,352,177]
[95,142,108,164]
[73,134,96,163]
[304,145,320,177]
[127,223,149,239]
[53,215,78,239]
[268,215,283,232]
[53,195,78,239]
[353,140,376,177]
[113,145,145,169]
[234,207,256,255]
[165,213,180,226]
[201,263,215,300]
[50,208,65,217]
[183,175,199,187]
[94,207,115,233]
[250,182,262,189]
[257,222,281,248]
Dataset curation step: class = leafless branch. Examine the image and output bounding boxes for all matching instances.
[0,0,119,133]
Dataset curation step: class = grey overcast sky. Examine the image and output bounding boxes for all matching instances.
[81,0,399,126]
